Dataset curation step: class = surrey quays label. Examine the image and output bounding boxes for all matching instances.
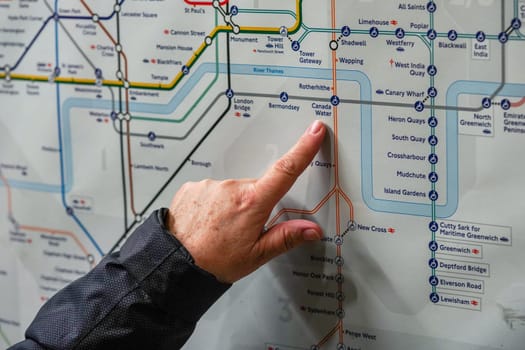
[436,275,484,294]
[436,258,489,277]
[435,292,482,311]
[436,219,511,246]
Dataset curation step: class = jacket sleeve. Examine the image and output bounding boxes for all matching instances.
[9,208,231,350]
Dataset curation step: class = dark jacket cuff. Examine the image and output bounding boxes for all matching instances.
[119,208,231,323]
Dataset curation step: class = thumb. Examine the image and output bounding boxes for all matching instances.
[254,220,323,264]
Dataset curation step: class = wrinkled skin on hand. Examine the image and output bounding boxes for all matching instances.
[165,120,327,283]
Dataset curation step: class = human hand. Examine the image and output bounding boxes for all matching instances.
[165,120,327,283]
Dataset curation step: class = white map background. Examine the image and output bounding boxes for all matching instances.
[1,0,525,349]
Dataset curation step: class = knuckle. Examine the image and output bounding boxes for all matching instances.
[248,242,264,263]
[179,181,194,192]
[218,180,257,210]
[254,245,268,266]
[282,229,297,252]
[200,178,214,186]
[219,178,236,188]
[274,157,299,179]
[239,183,257,208]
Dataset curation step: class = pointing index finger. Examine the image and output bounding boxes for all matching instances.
[256,120,326,207]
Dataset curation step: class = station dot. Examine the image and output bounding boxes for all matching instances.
[135,214,142,222]
[224,14,232,23]
[427,29,437,40]
[92,14,99,22]
[414,101,425,112]
[429,275,439,286]
[501,99,511,110]
[427,65,437,76]
[337,344,346,350]
[117,112,125,121]
[498,32,508,44]
[428,116,438,127]
[476,30,486,42]
[329,40,338,50]
[114,4,121,12]
[116,70,123,80]
[5,74,11,82]
[336,308,345,319]
[341,25,351,37]
[448,29,458,41]
[115,44,122,52]
[511,18,522,30]
[232,25,240,34]
[212,0,220,8]
[124,113,131,121]
[204,36,213,45]
[430,292,439,303]
[123,80,130,89]
[426,1,437,13]
[87,254,95,264]
[428,153,438,165]
[395,28,405,39]
[4,65,10,73]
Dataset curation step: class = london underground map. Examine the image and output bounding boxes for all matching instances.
[1,0,525,349]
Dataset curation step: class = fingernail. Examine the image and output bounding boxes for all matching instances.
[307,120,323,135]
[303,228,322,241]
